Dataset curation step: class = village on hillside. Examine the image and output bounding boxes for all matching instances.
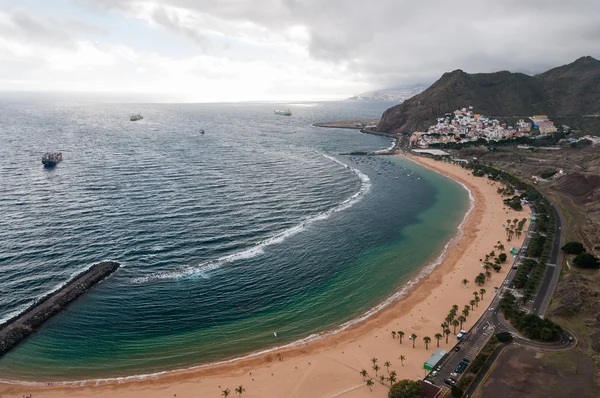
[408,107,599,149]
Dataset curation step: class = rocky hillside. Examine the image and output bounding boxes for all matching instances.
[378,56,600,134]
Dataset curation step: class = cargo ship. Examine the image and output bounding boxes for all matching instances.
[130,113,143,121]
[274,108,292,116]
[42,152,62,168]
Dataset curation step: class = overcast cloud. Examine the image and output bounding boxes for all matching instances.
[1,0,600,101]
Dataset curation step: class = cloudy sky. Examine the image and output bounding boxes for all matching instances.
[1,0,599,102]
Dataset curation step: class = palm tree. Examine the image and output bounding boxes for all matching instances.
[441,322,448,334]
[458,315,466,329]
[372,364,380,376]
[371,357,378,366]
[473,291,479,299]
[462,278,469,288]
[388,371,397,386]
[434,333,443,347]
[380,375,386,384]
[235,385,245,397]
[399,355,406,366]
[462,308,469,318]
[423,336,431,350]
[445,316,453,325]
[452,304,459,312]
[444,328,451,343]
[366,378,374,391]
[384,361,391,373]
[469,300,476,310]
[410,333,417,348]
[485,270,492,279]
[451,319,459,334]
[479,288,486,300]
[475,296,480,307]
[360,369,368,380]
[398,331,404,344]
[222,388,231,397]
[498,243,505,252]
[391,331,396,339]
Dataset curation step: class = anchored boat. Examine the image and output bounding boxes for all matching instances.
[274,108,292,116]
[42,152,62,168]
[130,113,143,121]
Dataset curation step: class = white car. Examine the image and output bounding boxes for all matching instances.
[450,372,458,378]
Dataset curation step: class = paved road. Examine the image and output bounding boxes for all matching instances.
[532,198,565,316]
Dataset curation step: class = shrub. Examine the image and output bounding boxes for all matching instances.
[573,252,600,269]
[495,332,513,342]
[561,241,586,255]
[388,380,422,398]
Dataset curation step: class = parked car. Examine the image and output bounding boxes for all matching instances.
[444,379,455,386]
[431,370,438,377]
[455,368,464,373]
[450,372,458,378]
[462,357,471,363]
[454,346,461,351]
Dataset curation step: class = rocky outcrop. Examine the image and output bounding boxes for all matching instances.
[377,56,600,134]
[0,261,120,356]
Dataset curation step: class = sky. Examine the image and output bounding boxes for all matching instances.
[1,0,599,102]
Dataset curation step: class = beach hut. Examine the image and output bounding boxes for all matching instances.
[423,348,447,370]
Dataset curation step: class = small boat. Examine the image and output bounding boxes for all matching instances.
[274,108,292,116]
[199,129,205,135]
[42,152,62,168]
[273,332,278,337]
[130,113,143,121]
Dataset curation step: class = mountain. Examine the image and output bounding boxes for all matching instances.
[377,56,600,134]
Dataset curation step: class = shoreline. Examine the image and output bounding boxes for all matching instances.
[0,155,529,398]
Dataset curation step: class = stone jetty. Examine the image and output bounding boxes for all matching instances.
[0,261,120,357]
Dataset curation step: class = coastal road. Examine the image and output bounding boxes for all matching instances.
[531,197,565,316]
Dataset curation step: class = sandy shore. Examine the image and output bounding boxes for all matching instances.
[0,155,529,398]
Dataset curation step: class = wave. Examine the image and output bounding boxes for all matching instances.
[373,138,397,154]
[131,154,371,283]
[0,174,474,387]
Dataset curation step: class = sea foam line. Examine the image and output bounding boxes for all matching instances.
[0,162,475,387]
[131,154,371,283]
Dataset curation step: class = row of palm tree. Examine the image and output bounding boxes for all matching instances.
[221,385,245,397]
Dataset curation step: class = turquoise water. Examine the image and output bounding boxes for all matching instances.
[0,101,468,381]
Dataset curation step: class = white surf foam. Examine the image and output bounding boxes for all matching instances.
[132,154,371,283]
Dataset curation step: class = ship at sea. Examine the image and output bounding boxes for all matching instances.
[42,152,62,168]
[274,108,292,116]
[130,113,143,121]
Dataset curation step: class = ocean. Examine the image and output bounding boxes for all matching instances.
[0,100,468,381]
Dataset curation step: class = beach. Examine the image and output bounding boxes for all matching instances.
[0,155,529,398]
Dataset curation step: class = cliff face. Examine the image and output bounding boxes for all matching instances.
[378,56,600,134]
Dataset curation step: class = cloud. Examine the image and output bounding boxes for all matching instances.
[72,0,600,87]
[3,0,600,100]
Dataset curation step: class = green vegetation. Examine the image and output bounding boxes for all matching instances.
[498,253,507,263]
[451,385,464,397]
[500,292,562,341]
[527,233,546,257]
[503,195,523,211]
[539,169,558,179]
[495,332,513,342]
[561,241,586,255]
[388,379,422,398]
[572,252,600,269]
